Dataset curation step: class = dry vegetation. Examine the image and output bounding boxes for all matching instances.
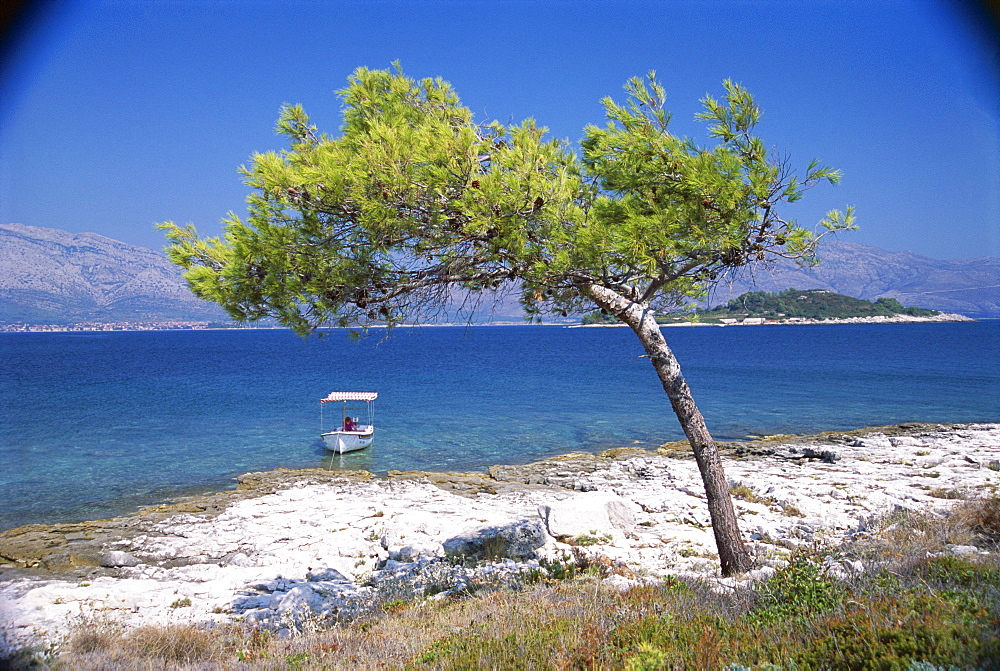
[4,497,1000,670]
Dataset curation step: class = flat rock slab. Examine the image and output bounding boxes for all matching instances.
[539,493,637,541]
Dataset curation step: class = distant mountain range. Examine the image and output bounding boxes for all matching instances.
[1,223,998,323]
[0,223,227,324]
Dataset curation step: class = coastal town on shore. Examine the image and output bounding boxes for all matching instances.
[0,320,217,333]
[0,311,979,334]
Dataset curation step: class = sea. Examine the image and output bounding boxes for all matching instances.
[1,322,998,531]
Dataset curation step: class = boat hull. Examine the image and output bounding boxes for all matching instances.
[321,428,374,454]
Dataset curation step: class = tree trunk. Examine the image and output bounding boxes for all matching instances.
[588,285,753,576]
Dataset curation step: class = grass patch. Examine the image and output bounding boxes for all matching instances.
[958,495,1000,542]
[929,487,967,499]
[781,503,805,517]
[566,531,613,546]
[730,482,775,506]
[57,620,227,668]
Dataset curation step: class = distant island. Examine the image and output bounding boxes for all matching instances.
[581,289,975,326]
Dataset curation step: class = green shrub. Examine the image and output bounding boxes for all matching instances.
[913,554,1000,589]
[787,590,997,668]
[743,554,840,627]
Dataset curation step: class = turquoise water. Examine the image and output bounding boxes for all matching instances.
[1,323,998,530]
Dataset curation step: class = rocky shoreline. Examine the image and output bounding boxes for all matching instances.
[580,312,976,327]
[748,312,976,325]
[2,422,999,653]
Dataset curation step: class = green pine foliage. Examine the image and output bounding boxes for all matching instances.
[158,64,855,576]
[159,66,854,334]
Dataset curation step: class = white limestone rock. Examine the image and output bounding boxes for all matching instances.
[948,544,981,556]
[538,493,637,542]
[99,551,142,567]
[2,423,999,658]
[850,433,893,449]
[273,584,326,616]
[441,519,546,559]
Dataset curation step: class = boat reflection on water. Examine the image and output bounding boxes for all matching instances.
[320,446,375,472]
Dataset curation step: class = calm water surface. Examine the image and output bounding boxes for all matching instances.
[1,322,997,530]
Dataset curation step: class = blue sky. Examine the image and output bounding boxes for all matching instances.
[1,0,997,259]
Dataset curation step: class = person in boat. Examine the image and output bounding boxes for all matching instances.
[343,416,355,431]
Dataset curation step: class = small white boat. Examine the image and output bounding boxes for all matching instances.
[320,391,377,454]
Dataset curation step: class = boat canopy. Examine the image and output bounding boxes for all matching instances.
[321,392,378,403]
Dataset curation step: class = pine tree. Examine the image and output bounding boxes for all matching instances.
[161,65,854,575]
